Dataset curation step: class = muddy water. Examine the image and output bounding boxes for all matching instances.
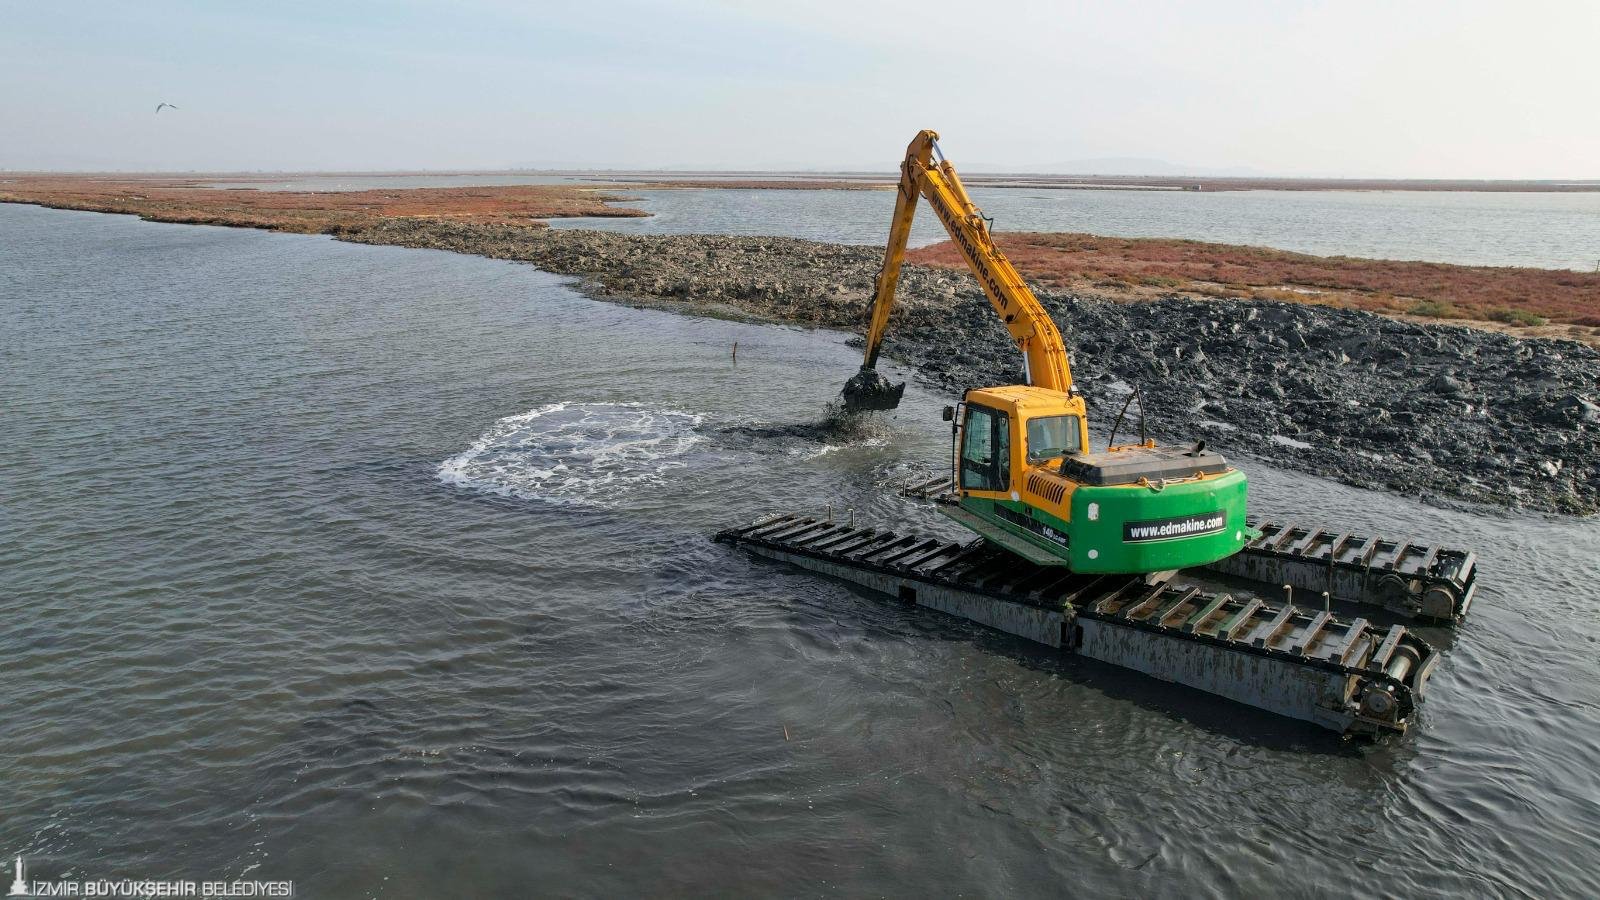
[3,203,1598,897]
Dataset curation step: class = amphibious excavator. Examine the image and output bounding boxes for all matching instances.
[717,130,1479,737]
[840,129,1247,574]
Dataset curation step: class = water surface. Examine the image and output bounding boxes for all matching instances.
[549,186,1600,270]
[3,204,1598,897]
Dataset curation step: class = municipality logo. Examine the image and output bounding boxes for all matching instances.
[2,855,290,898]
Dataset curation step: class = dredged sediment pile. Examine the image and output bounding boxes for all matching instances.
[343,220,1600,516]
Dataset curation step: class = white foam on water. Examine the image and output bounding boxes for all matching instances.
[790,437,888,460]
[439,401,705,507]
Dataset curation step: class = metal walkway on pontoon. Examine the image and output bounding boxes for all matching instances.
[715,513,1439,737]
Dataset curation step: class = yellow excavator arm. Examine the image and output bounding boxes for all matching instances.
[843,129,1073,410]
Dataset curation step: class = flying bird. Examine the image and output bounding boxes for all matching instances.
[155,102,178,114]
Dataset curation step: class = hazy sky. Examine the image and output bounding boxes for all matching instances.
[4,0,1597,177]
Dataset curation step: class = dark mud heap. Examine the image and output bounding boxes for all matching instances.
[346,221,1600,516]
[839,368,906,413]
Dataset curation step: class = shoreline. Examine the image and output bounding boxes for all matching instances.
[0,174,646,233]
[609,172,1600,193]
[6,173,1596,345]
[6,196,1597,516]
[334,219,1599,517]
[13,169,1598,192]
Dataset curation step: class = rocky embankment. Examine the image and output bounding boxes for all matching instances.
[345,220,1600,515]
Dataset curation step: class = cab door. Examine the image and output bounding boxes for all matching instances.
[959,404,1011,495]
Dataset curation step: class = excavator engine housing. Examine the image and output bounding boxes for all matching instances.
[941,386,1250,572]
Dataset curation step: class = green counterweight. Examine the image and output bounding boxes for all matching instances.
[942,470,1253,572]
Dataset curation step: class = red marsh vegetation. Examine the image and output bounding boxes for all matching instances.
[0,175,646,233]
[908,232,1600,338]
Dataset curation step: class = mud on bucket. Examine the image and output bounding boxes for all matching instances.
[840,368,906,413]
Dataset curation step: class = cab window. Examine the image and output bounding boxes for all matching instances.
[960,405,1010,492]
[1026,415,1082,463]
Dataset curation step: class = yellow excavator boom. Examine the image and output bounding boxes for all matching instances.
[844,129,1072,410]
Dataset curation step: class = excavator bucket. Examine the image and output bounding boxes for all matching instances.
[841,368,905,412]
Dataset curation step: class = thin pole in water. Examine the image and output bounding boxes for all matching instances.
[732,341,738,362]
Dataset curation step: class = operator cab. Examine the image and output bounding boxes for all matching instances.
[955,384,1088,495]
[946,383,1251,573]
[954,385,1230,492]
